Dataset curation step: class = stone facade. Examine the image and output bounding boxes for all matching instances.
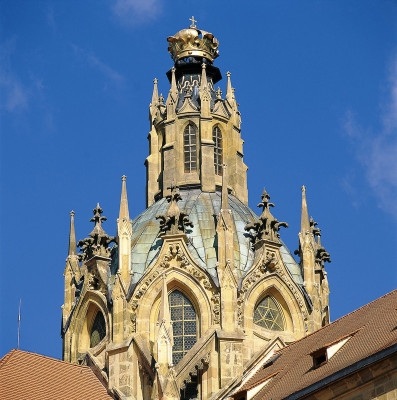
[61,21,331,400]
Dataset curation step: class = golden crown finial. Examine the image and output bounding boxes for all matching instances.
[189,16,197,28]
[167,22,219,62]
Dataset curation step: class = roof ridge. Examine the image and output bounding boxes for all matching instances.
[8,349,90,368]
[277,289,397,353]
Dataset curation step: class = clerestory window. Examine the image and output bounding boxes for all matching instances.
[213,126,223,175]
[253,296,284,331]
[169,290,198,365]
[184,123,197,173]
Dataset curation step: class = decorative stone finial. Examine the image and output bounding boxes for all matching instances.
[91,203,106,226]
[309,218,331,263]
[226,71,233,103]
[119,175,130,221]
[300,184,310,234]
[156,186,193,236]
[245,187,288,244]
[151,78,159,109]
[68,210,77,257]
[296,187,331,265]
[77,204,117,261]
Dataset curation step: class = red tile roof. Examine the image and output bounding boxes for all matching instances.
[0,349,114,400]
[235,289,397,400]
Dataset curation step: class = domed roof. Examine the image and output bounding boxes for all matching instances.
[127,189,303,287]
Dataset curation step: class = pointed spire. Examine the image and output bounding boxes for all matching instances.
[151,78,159,105]
[119,175,130,220]
[68,211,77,256]
[221,163,229,211]
[226,71,233,104]
[169,67,177,99]
[200,63,211,116]
[301,185,310,234]
[166,67,178,118]
[201,63,208,88]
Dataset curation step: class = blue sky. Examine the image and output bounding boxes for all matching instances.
[0,0,396,359]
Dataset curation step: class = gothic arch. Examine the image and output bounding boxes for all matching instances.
[135,269,212,346]
[244,275,305,336]
[69,291,110,359]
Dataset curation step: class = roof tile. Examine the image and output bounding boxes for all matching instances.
[0,350,114,400]
[236,289,397,400]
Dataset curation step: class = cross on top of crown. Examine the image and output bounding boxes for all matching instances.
[189,16,197,28]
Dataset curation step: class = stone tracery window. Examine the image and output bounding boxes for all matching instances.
[253,296,284,331]
[90,310,106,347]
[169,290,198,365]
[184,123,197,173]
[213,126,223,176]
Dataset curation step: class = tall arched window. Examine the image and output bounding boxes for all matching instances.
[213,126,223,175]
[184,123,197,173]
[90,310,106,347]
[169,290,198,365]
[253,296,284,331]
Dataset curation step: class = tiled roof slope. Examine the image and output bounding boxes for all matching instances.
[0,349,114,400]
[236,289,397,400]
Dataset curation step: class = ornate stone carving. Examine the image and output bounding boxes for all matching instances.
[87,269,106,294]
[179,352,210,390]
[236,247,308,330]
[265,249,277,271]
[130,243,215,332]
[77,204,116,261]
[316,246,331,264]
[130,300,139,333]
[211,293,220,325]
[156,185,193,236]
[295,217,331,268]
[273,263,309,331]
[245,188,288,244]
[237,265,266,326]
[311,218,331,264]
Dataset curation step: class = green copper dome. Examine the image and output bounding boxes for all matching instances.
[121,188,303,288]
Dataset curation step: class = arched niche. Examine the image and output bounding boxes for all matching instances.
[244,275,305,337]
[134,269,212,345]
[70,291,110,358]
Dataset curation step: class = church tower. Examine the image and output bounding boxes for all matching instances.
[61,19,331,400]
[146,16,247,206]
